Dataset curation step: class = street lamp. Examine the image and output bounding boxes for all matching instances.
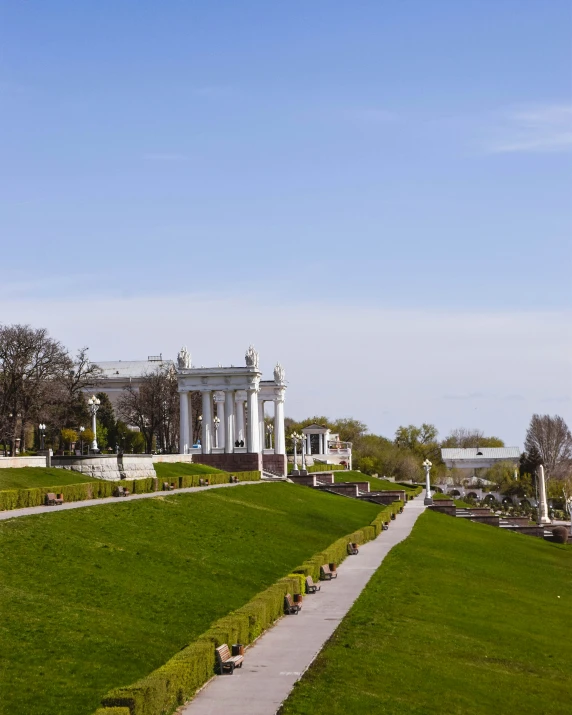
[213,415,221,449]
[87,395,101,452]
[79,426,85,455]
[266,423,274,450]
[39,423,46,451]
[423,459,433,505]
[291,432,303,473]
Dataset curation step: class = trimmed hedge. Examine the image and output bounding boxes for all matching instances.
[97,498,407,715]
[0,472,261,512]
[288,463,346,473]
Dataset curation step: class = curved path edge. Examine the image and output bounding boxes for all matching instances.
[180,495,427,715]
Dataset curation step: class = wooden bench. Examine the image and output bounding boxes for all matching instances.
[347,542,359,555]
[45,492,64,506]
[162,482,175,491]
[215,643,244,674]
[305,576,321,594]
[284,593,301,614]
[320,564,337,580]
[114,485,130,497]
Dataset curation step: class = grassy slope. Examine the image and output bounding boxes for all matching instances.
[281,510,572,715]
[153,461,226,478]
[334,470,414,492]
[0,466,96,490]
[0,483,379,715]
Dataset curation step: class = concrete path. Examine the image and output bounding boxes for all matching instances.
[181,495,426,715]
[0,479,270,521]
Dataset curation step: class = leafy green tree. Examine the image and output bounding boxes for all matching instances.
[60,428,78,453]
[441,428,504,448]
[395,424,440,461]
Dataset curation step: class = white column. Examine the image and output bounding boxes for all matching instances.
[235,391,246,445]
[259,399,265,449]
[538,464,551,524]
[306,434,312,455]
[324,430,330,455]
[201,390,213,454]
[225,390,235,453]
[247,388,260,453]
[274,395,286,455]
[214,392,225,450]
[179,391,189,454]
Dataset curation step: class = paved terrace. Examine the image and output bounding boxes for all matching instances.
[181,494,426,715]
[0,479,269,521]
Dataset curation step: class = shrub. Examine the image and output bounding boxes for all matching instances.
[552,526,569,544]
[94,709,130,715]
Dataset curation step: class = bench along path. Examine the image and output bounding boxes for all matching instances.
[0,479,268,521]
[182,495,426,715]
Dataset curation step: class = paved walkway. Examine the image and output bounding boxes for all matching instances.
[0,479,270,521]
[182,494,426,715]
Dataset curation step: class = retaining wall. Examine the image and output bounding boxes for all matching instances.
[51,455,156,481]
[0,456,47,469]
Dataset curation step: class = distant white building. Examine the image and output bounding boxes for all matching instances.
[301,423,352,469]
[441,447,520,482]
[89,355,173,409]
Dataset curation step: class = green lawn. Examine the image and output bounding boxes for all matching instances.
[334,470,415,492]
[153,461,226,478]
[0,483,380,715]
[0,466,96,490]
[281,510,572,715]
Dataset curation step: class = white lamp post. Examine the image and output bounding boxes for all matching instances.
[213,415,221,449]
[266,423,274,450]
[87,395,101,452]
[79,425,85,455]
[423,458,433,505]
[291,432,303,473]
[301,437,307,473]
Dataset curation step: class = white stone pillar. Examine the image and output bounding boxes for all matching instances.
[201,391,213,454]
[274,395,286,455]
[179,391,189,454]
[306,434,312,455]
[214,392,225,450]
[324,430,330,455]
[235,391,246,445]
[247,388,260,453]
[538,464,551,524]
[259,399,265,449]
[225,390,235,453]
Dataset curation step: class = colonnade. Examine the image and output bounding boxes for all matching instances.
[179,388,286,456]
[306,432,329,455]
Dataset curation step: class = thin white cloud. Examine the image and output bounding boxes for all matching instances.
[1,292,570,447]
[487,104,572,154]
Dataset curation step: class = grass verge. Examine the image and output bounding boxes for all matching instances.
[334,470,416,493]
[280,510,572,715]
[0,483,381,715]
[153,462,226,478]
[0,466,96,490]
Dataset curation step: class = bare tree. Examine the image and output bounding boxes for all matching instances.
[0,324,71,455]
[524,414,572,479]
[117,366,179,453]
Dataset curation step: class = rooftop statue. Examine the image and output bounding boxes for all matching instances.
[245,345,260,369]
[274,362,286,384]
[177,346,191,369]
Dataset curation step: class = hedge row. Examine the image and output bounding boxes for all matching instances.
[287,463,346,473]
[96,498,408,715]
[0,472,261,512]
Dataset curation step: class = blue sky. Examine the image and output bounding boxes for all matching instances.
[1,1,571,445]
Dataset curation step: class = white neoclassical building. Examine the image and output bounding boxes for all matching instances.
[177,346,287,475]
[301,424,352,469]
